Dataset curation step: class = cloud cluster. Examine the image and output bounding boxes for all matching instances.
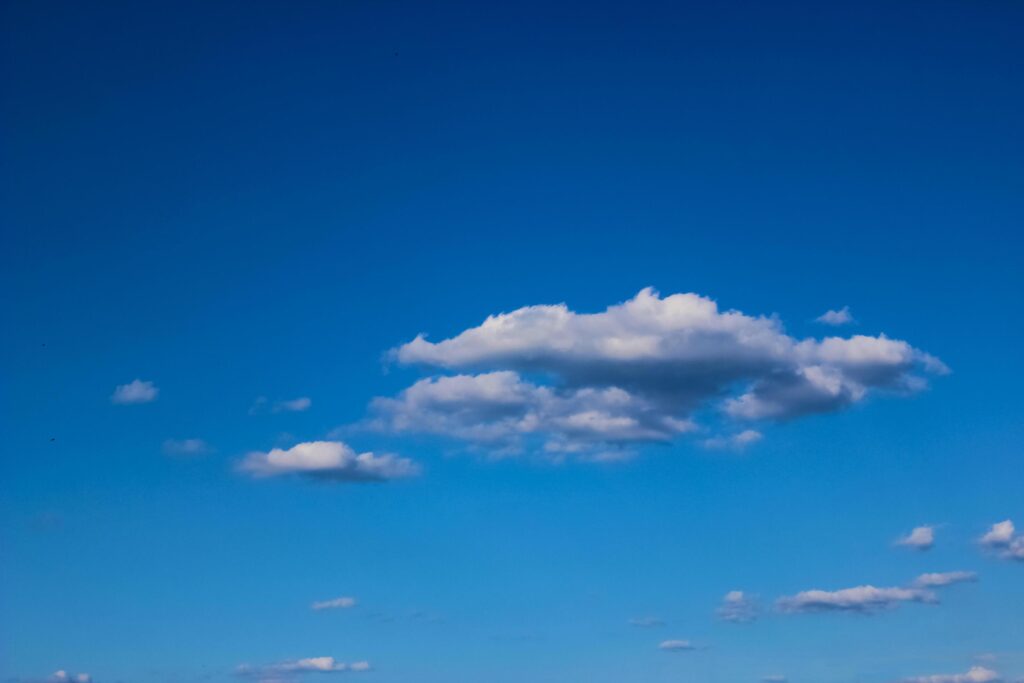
[980,520,1024,561]
[111,379,158,404]
[717,590,759,623]
[897,525,936,550]
[374,289,944,457]
[903,666,1000,683]
[238,441,420,483]
[312,596,357,611]
[776,585,937,613]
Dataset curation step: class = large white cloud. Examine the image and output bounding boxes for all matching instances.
[377,289,944,456]
[903,666,1000,683]
[238,441,419,483]
[776,585,936,613]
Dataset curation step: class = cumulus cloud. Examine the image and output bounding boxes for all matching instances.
[312,596,357,611]
[913,571,978,588]
[902,666,1000,683]
[717,590,759,622]
[702,430,763,451]
[658,640,694,651]
[237,657,370,678]
[897,525,936,550]
[50,672,91,683]
[111,379,158,404]
[238,441,419,483]
[776,585,936,614]
[628,616,665,628]
[162,438,211,456]
[979,520,1024,561]
[816,306,855,326]
[375,289,944,457]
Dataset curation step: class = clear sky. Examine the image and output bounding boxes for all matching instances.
[2,2,1022,683]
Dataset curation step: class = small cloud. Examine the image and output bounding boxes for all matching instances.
[275,397,312,413]
[312,596,357,611]
[815,306,855,326]
[238,441,420,483]
[702,430,763,451]
[628,616,665,628]
[162,438,212,456]
[658,639,694,651]
[763,676,788,683]
[776,585,936,614]
[111,379,158,404]
[902,665,1000,683]
[897,525,936,550]
[913,571,977,588]
[979,520,1024,561]
[51,672,91,683]
[237,657,370,677]
[717,590,759,623]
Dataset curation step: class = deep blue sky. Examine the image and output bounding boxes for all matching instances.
[2,2,1022,682]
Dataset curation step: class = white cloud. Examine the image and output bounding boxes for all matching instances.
[628,616,665,628]
[913,571,978,588]
[238,441,419,483]
[717,590,759,623]
[897,525,936,550]
[237,657,370,677]
[162,438,211,456]
[312,596,357,611]
[979,520,1024,561]
[111,379,158,404]
[275,397,312,413]
[377,289,944,457]
[776,585,936,613]
[51,673,91,683]
[702,430,763,451]
[816,306,855,326]
[903,666,1000,683]
[658,640,694,651]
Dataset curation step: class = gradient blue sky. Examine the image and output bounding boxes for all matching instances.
[2,2,1023,682]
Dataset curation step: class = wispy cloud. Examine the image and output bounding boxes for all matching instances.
[658,640,694,651]
[237,657,370,678]
[912,571,977,588]
[902,666,1000,683]
[717,590,759,623]
[312,596,357,611]
[702,430,763,451]
[776,585,936,614]
[371,289,944,458]
[628,616,665,628]
[815,306,855,326]
[111,379,158,404]
[162,438,212,456]
[238,441,419,483]
[50,672,91,683]
[275,397,312,413]
[897,525,936,550]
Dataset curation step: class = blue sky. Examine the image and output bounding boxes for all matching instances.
[2,1,1023,682]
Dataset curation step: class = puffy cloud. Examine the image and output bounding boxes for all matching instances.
[238,441,419,483]
[378,289,943,457]
[312,596,357,611]
[717,590,759,623]
[897,525,936,550]
[702,430,763,451]
[50,673,91,683]
[913,571,978,588]
[776,585,936,614]
[816,306,855,326]
[237,657,370,677]
[110,379,158,404]
[628,616,665,628]
[658,640,694,651]
[162,438,211,456]
[902,666,1000,683]
[979,520,1024,561]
